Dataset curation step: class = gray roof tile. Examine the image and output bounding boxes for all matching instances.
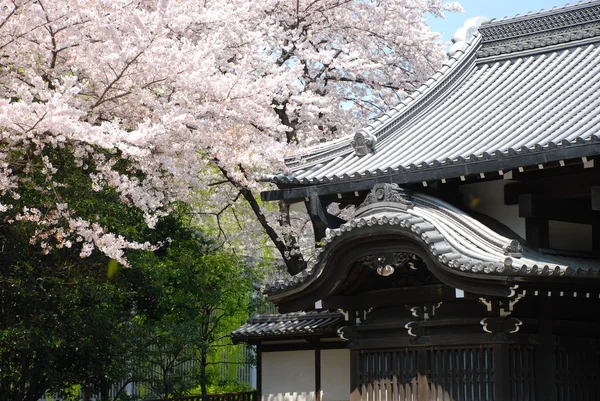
[230,310,345,341]
[275,1,600,186]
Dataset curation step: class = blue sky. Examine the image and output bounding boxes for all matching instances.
[428,0,578,43]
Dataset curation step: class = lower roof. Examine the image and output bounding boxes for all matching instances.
[264,186,600,305]
[230,310,345,342]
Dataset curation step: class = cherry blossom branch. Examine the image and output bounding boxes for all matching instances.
[194,190,243,246]
[91,50,145,109]
[0,0,25,31]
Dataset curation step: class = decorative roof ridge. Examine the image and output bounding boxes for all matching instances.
[265,190,600,298]
[476,1,600,57]
[283,22,484,173]
[361,29,482,145]
[247,310,343,323]
[480,0,597,29]
[282,136,351,169]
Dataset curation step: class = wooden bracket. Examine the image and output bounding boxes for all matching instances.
[306,193,345,242]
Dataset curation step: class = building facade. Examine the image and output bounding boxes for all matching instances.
[232,2,600,400]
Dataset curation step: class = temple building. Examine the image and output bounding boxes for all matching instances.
[231,2,600,400]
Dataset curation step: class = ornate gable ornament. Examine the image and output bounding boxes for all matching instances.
[356,183,413,217]
[357,252,412,277]
[352,129,377,157]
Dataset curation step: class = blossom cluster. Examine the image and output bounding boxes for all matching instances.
[0,0,458,264]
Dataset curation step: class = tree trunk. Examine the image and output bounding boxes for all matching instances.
[100,377,109,401]
[200,346,208,395]
[83,385,92,401]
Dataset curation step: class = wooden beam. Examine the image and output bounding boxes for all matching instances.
[321,285,459,310]
[517,194,593,224]
[506,170,600,205]
[260,341,347,353]
[350,333,536,349]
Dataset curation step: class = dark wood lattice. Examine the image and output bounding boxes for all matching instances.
[358,349,418,401]
[428,348,494,401]
[555,342,600,401]
[356,347,495,401]
[509,345,536,401]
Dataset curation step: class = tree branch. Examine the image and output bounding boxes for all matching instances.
[91,50,145,109]
[216,164,306,275]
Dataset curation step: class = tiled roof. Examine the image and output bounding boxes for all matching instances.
[272,1,600,187]
[265,189,600,297]
[230,310,345,341]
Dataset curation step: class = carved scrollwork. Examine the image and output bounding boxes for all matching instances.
[359,183,413,210]
[405,321,423,337]
[408,302,443,320]
[337,326,355,341]
[480,317,523,334]
[405,322,431,344]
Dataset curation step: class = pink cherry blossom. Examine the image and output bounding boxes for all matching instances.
[0,0,459,267]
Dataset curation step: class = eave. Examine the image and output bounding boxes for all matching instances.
[262,141,600,202]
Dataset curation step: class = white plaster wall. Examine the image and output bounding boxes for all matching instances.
[458,180,526,238]
[321,349,350,401]
[549,220,592,252]
[262,351,315,401]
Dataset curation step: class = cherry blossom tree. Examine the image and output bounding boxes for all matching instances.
[0,0,461,270]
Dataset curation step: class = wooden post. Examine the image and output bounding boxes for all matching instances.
[536,298,556,401]
[350,350,361,401]
[525,217,549,249]
[315,344,321,401]
[256,344,262,401]
[493,344,510,401]
[592,211,600,252]
[520,194,549,249]
[416,349,430,401]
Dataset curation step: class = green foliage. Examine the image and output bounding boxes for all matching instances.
[0,145,260,401]
[133,220,258,398]
[191,380,253,395]
[0,238,146,401]
[0,144,161,401]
